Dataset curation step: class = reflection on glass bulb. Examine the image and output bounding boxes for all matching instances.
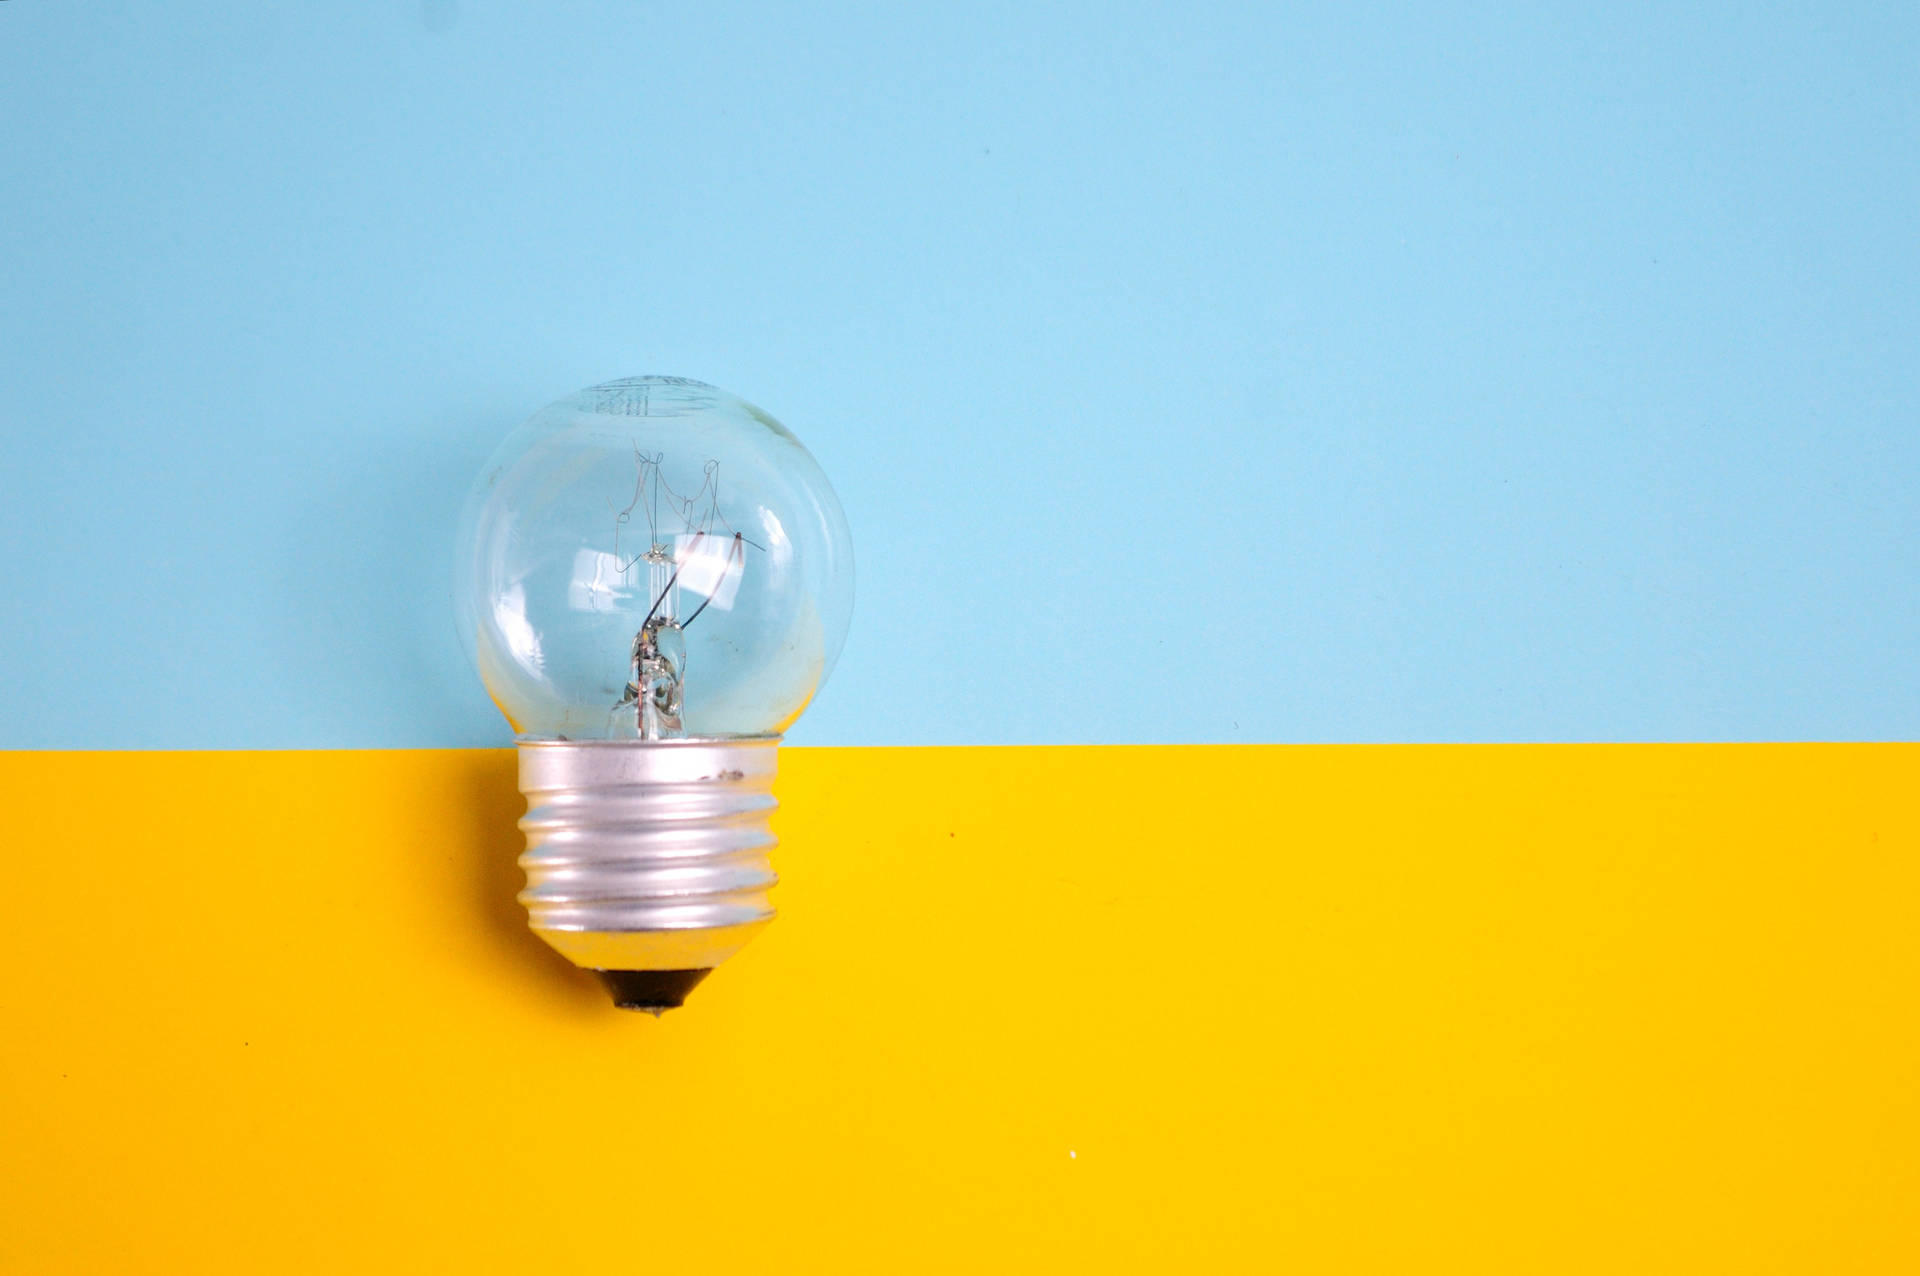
[454,376,854,1012]
[458,376,853,743]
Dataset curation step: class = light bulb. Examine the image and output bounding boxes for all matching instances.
[456,376,854,1011]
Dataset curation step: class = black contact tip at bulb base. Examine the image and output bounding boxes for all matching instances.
[593,968,714,1013]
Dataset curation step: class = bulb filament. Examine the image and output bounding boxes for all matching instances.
[606,448,764,738]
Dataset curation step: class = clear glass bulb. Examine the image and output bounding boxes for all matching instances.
[457,376,854,741]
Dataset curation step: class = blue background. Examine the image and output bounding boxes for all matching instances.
[2,2,1915,748]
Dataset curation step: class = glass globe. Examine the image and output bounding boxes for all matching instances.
[457,376,854,741]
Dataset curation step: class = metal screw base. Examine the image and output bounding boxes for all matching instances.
[516,737,780,1010]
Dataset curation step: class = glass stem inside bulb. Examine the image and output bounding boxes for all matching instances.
[621,538,687,739]
[631,618,686,738]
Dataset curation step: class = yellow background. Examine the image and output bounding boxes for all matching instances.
[4,745,1917,1272]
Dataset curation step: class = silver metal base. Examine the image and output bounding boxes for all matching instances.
[516,737,780,999]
